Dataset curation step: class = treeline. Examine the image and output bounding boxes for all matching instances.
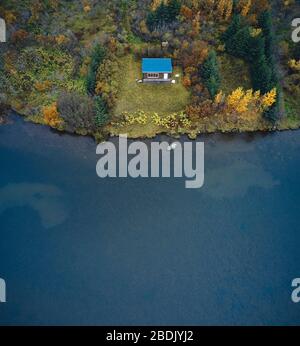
[222,11,281,121]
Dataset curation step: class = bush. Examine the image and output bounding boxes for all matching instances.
[57,92,96,131]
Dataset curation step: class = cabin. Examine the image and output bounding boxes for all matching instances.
[142,58,173,83]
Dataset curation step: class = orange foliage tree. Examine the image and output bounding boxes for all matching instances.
[43,103,62,128]
[12,30,29,43]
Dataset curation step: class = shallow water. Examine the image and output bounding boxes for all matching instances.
[0,114,299,325]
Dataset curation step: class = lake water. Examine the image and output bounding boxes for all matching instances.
[0,114,299,326]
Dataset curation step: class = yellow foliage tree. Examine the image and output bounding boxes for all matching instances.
[81,0,91,12]
[226,87,276,114]
[83,5,91,12]
[214,91,224,104]
[241,0,252,17]
[261,88,277,108]
[288,59,300,72]
[227,87,246,112]
[191,11,201,37]
[225,0,233,21]
[217,0,226,18]
[4,11,17,24]
[55,35,68,45]
[151,0,165,11]
[217,0,233,20]
[250,28,262,37]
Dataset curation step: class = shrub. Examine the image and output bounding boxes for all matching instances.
[57,92,96,131]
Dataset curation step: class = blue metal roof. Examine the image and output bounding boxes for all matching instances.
[142,58,173,73]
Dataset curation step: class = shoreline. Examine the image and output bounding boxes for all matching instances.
[3,109,300,143]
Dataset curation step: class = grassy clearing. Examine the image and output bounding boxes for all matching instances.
[69,13,117,41]
[277,92,300,130]
[219,54,252,94]
[113,55,190,117]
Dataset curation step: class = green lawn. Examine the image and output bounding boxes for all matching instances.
[114,55,190,117]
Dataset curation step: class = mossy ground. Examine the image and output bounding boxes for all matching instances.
[219,54,252,94]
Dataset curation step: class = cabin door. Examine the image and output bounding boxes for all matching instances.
[164,73,168,80]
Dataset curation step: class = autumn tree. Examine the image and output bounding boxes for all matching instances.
[240,0,252,17]
[43,103,61,128]
[180,5,193,20]
[191,11,201,37]
[217,0,233,21]
[262,88,277,109]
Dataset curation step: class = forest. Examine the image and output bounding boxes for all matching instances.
[0,0,300,140]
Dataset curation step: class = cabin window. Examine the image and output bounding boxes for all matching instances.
[147,73,159,79]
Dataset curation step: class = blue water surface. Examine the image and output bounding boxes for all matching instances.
[0,114,299,325]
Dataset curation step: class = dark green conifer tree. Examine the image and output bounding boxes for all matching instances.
[167,0,181,21]
[221,14,242,43]
[201,50,221,99]
[86,45,106,96]
[94,96,109,127]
